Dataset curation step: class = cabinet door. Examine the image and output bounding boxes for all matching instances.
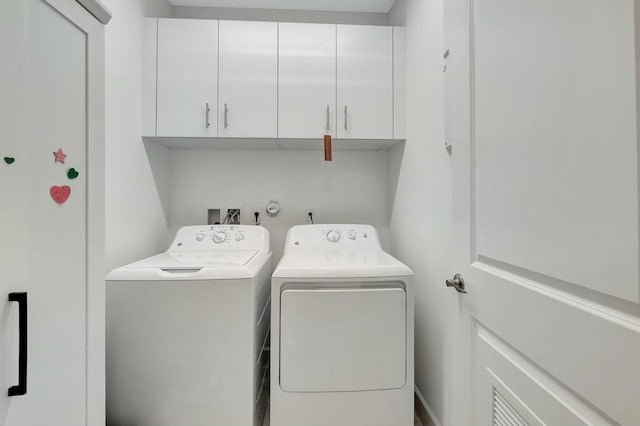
[218,21,277,138]
[157,19,218,137]
[337,25,393,139]
[142,18,157,137]
[278,23,336,139]
[393,27,406,140]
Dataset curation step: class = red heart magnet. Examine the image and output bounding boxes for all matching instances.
[50,185,71,204]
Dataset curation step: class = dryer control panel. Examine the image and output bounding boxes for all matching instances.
[170,225,269,252]
[284,224,383,251]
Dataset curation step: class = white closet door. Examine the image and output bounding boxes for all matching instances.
[218,20,278,138]
[0,0,104,424]
[337,25,393,140]
[278,23,336,139]
[0,1,30,421]
[157,19,218,137]
[446,0,640,424]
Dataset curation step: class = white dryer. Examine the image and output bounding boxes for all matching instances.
[106,225,272,426]
[271,224,415,426]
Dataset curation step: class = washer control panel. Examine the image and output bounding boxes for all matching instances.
[171,225,268,251]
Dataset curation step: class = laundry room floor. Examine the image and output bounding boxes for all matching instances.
[260,364,423,425]
[261,405,424,426]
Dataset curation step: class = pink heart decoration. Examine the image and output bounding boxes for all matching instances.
[50,185,71,204]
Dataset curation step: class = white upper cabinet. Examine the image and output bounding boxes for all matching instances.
[142,19,157,137]
[157,18,218,137]
[337,25,393,139]
[218,20,278,138]
[278,23,337,139]
[393,27,406,140]
[144,19,403,144]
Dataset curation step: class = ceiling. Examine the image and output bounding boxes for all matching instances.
[167,0,396,13]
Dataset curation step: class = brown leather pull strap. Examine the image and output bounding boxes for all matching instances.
[324,134,332,161]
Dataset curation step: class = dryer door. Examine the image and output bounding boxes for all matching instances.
[279,285,406,392]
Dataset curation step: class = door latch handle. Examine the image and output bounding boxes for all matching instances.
[8,292,27,396]
[445,274,467,294]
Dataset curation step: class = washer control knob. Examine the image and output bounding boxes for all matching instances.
[195,232,205,241]
[212,231,227,244]
[347,231,357,240]
[235,233,245,241]
[326,230,341,243]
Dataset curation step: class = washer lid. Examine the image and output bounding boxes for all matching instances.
[126,250,259,269]
[129,250,258,269]
[272,250,414,279]
[105,249,267,281]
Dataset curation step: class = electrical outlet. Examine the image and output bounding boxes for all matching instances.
[243,206,262,225]
[305,208,317,224]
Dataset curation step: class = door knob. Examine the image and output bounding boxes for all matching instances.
[445,274,467,294]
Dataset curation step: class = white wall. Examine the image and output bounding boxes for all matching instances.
[169,149,392,263]
[388,0,454,424]
[104,0,172,272]
[171,6,389,25]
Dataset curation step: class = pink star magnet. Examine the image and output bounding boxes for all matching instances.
[53,149,67,163]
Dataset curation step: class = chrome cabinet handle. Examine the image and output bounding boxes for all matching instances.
[326,105,330,133]
[344,105,348,131]
[8,292,27,396]
[205,103,211,128]
[224,103,229,129]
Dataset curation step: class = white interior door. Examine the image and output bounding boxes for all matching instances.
[0,0,104,424]
[157,18,218,137]
[446,0,640,424]
[278,23,337,139]
[337,25,393,140]
[218,20,277,138]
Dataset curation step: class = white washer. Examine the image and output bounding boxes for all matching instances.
[271,224,415,426]
[106,225,272,426]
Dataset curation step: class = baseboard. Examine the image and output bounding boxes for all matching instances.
[414,387,442,426]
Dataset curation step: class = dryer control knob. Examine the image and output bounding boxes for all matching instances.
[195,233,205,241]
[326,230,341,243]
[235,233,245,241]
[213,231,227,243]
